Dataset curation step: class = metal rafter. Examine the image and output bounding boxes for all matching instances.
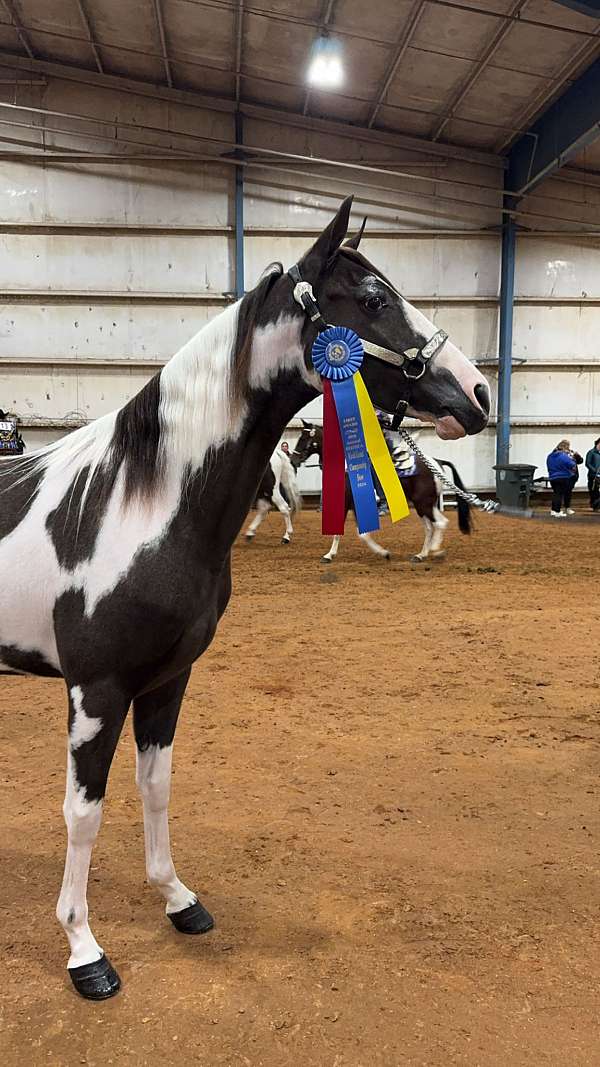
[234,0,244,105]
[430,0,527,142]
[507,54,600,197]
[75,0,104,75]
[1,0,34,59]
[152,0,173,88]
[0,49,506,168]
[302,0,335,118]
[367,0,427,130]
[494,33,600,153]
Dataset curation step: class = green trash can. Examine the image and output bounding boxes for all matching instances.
[493,464,537,509]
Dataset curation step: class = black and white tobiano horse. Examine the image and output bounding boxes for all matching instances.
[0,198,489,999]
[293,421,472,562]
[244,446,301,544]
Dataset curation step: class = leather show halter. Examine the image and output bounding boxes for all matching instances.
[288,263,447,429]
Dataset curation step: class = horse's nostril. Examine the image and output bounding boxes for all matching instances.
[474,382,490,416]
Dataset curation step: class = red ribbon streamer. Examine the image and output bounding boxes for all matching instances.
[321,378,346,534]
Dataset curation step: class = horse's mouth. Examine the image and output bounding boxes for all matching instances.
[433,414,466,440]
[407,408,467,440]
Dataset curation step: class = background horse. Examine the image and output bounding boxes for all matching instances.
[0,197,489,999]
[244,447,301,544]
[293,421,472,562]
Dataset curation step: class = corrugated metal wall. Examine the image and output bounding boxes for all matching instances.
[1,74,598,492]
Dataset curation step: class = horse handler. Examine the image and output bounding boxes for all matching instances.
[585,437,600,511]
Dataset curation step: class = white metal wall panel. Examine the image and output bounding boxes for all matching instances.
[515,236,600,298]
[0,304,223,360]
[244,234,499,297]
[513,304,600,361]
[0,364,153,421]
[0,156,233,227]
[0,234,232,293]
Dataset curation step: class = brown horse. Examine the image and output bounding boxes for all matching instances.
[292,421,472,562]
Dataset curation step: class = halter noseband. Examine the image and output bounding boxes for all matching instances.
[288,262,447,428]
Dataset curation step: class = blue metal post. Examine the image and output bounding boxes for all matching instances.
[496,204,516,467]
[234,111,244,300]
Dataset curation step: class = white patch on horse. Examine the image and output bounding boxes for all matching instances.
[69,685,102,749]
[66,468,182,617]
[136,744,197,914]
[56,751,104,969]
[400,296,437,345]
[249,314,319,393]
[160,301,246,475]
[434,338,489,413]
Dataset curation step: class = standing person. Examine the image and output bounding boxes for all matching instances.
[585,437,600,511]
[567,446,583,513]
[547,439,577,517]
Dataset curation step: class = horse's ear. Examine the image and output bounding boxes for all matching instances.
[301,418,311,428]
[344,217,367,250]
[301,196,353,275]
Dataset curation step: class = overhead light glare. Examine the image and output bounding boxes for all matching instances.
[307,36,344,89]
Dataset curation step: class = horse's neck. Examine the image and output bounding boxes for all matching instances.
[170,309,316,555]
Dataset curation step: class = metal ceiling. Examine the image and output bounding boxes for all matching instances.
[0,0,598,160]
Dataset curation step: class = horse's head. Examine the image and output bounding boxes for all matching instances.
[292,420,323,468]
[296,198,490,441]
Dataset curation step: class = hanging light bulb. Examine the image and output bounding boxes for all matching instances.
[307,35,344,89]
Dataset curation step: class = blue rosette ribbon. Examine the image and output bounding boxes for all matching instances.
[311,326,379,534]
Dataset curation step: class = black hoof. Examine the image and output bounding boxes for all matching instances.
[169,899,214,935]
[68,953,121,1001]
[281,537,290,545]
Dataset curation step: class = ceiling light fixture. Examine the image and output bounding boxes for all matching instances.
[307,35,344,90]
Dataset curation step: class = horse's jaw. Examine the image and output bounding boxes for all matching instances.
[406,408,467,440]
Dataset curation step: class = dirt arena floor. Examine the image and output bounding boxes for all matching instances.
[1,506,600,1066]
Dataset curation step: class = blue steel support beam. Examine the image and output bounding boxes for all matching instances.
[508,55,600,197]
[234,111,244,300]
[496,195,516,467]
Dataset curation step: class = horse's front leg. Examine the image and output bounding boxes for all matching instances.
[429,505,449,560]
[133,670,214,936]
[322,534,341,562]
[57,679,130,1000]
[411,515,433,562]
[271,487,293,544]
[359,531,391,559]
[245,498,270,541]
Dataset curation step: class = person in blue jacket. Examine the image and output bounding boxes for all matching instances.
[547,439,577,517]
[585,437,600,511]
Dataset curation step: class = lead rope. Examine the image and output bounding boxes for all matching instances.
[396,428,600,527]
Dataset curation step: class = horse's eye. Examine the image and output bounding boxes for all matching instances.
[365,295,384,312]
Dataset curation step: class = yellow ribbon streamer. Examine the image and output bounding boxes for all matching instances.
[354,372,410,523]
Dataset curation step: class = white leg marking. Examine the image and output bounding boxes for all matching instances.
[323,534,341,561]
[136,744,196,915]
[359,532,390,558]
[245,498,270,539]
[430,506,449,554]
[272,487,293,541]
[414,516,433,560]
[56,751,104,970]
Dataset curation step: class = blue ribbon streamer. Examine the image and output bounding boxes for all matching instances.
[330,377,380,534]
